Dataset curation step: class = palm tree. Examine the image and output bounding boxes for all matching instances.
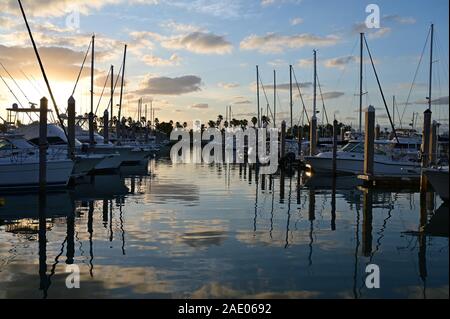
[208,120,216,128]
[261,115,270,128]
[251,117,258,128]
[216,114,223,128]
[183,122,188,129]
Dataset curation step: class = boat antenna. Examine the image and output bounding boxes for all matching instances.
[363,34,399,143]
[17,0,70,142]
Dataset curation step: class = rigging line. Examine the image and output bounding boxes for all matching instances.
[0,62,31,103]
[364,35,399,143]
[94,67,111,115]
[336,37,359,90]
[71,38,92,98]
[20,69,42,96]
[30,74,45,94]
[0,73,24,108]
[258,77,273,120]
[17,0,70,142]
[401,27,431,126]
[291,67,310,124]
[316,73,329,125]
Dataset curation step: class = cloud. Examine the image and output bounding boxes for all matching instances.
[160,20,203,33]
[290,17,304,26]
[324,55,358,69]
[0,44,93,82]
[191,103,209,109]
[383,15,416,25]
[233,100,252,105]
[414,96,449,105]
[218,82,240,89]
[141,54,181,67]
[268,59,286,67]
[256,82,312,91]
[162,31,233,54]
[135,75,202,95]
[240,32,340,54]
[261,0,302,7]
[130,31,233,55]
[296,58,313,68]
[321,91,345,100]
[0,0,162,18]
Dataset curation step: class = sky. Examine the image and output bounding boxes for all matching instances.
[0,0,448,130]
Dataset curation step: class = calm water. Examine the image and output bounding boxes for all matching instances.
[0,158,448,299]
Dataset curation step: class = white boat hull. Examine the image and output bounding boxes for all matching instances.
[0,160,74,189]
[305,155,421,176]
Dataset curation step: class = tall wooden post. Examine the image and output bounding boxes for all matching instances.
[375,124,380,140]
[67,96,76,159]
[332,119,338,177]
[310,116,317,156]
[364,105,375,176]
[421,109,432,168]
[430,120,437,166]
[281,120,286,159]
[39,97,48,192]
[103,109,109,144]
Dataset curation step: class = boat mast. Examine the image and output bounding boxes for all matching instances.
[117,44,128,139]
[313,50,317,118]
[110,65,114,130]
[289,65,293,130]
[428,24,434,111]
[359,32,364,135]
[256,65,260,127]
[274,69,277,128]
[89,34,95,145]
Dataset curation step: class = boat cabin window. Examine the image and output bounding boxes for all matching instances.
[0,139,15,150]
[29,136,67,146]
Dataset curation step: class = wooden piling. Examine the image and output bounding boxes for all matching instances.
[421,109,432,191]
[67,96,75,159]
[281,120,286,159]
[103,109,109,144]
[39,97,48,192]
[332,119,338,176]
[430,120,437,166]
[363,106,375,177]
[421,109,432,168]
[297,125,302,157]
[310,116,317,156]
[375,124,380,140]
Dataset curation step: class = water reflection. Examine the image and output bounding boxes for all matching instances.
[0,159,448,299]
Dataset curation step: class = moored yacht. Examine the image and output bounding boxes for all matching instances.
[0,134,74,190]
[304,140,421,176]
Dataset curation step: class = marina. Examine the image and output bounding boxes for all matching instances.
[0,0,448,301]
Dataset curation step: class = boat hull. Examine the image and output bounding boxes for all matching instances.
[425,169,449,201]
[304,155,421,176]
[0,160,74,190]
